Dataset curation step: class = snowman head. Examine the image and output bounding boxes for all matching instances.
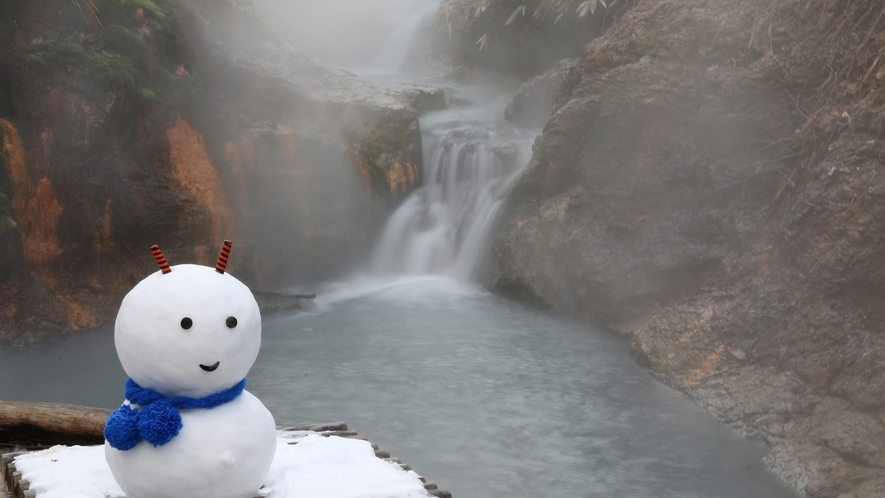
[114,242,261,398]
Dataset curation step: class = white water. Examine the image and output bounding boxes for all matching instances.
[371,102,536,283]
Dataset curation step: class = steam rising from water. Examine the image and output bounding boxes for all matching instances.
[279,274,485,317]
[255,0,440,71]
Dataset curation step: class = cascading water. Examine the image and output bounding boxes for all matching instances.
[371,103,537,283]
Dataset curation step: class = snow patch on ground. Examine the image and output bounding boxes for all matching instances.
[13,433,430,498]
[14,445,123,498]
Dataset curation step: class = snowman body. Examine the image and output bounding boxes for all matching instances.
[105,392,275,498]
[105,261,277,498]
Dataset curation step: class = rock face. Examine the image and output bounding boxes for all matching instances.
[493,0,885,496]
[504,58,577,128]
[0,0,444,346]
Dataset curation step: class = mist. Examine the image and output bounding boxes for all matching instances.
[254,0,441,71]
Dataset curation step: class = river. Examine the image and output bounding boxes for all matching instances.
[0,273,797,497]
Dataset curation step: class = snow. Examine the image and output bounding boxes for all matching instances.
[14,433,430,498]
[266,433,430,497]
[13,445,123,498]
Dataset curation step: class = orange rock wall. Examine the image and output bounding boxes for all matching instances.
[166,115,234,240]
[0,118,62,266]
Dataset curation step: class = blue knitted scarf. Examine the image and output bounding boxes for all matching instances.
[104,378,246,451]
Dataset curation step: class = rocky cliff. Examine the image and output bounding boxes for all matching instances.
[0,0,444,346]
[493,0,885,496]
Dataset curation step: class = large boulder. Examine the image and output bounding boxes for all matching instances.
[504,58,577,128]
[493,0,885,495]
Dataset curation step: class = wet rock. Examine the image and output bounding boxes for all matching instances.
[251,291,305,314]
[505,58,577,128]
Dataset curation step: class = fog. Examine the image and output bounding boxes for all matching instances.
[255,0,441,71]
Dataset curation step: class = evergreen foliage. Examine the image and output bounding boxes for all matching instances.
[9,0,197,105]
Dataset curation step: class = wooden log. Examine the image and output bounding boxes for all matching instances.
[0,401,111,447]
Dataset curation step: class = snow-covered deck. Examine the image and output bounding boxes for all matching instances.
[2,424,450,498]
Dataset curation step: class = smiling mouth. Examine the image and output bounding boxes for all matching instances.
[200,361,220,372]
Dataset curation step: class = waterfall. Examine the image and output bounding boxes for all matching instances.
[371,104,536,283]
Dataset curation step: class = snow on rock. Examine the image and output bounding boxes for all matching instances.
[14,433,430,498]
[266,434,430,497]
[14,445,125,498]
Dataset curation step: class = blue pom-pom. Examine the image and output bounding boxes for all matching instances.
[105,405,140,451]
[138,401,183,447]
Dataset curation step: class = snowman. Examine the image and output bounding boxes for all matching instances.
[104,241,277,498]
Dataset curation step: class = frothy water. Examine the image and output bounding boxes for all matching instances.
[291,274,485,314]
[371,104,537,283]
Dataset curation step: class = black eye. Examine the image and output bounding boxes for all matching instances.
[226,316,238,329]
[180,317,193,329]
